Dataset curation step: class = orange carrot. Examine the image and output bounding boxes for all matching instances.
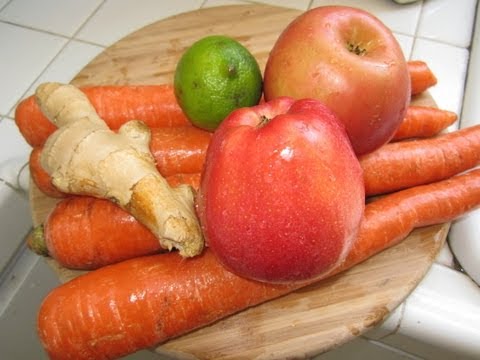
[408,60,438,95]
[33,121,479,202]
[392,106,457,141]
[361,125,480,195]
[165,173,201,191]
[29,197,163,270]
[340,168,480,271]
[32,124,480,201]
[29,147,65,198]
[37,168,480,360]
[15,84,192,147]
[16,63,432,148]
[30,126,209,196]
[28,172,200,270]
[150,126,212,177]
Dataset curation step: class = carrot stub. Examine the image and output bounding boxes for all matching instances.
[37,168,480,360]
[391,105,457,141]
[407,60,438,95]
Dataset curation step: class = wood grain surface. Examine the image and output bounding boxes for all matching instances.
[29,5,448,359]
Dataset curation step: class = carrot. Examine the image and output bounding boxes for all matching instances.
[15,84,192,147]
[407,60,438,95]
[29,147,65,198]
[30,126,209,197]
[34,123,479,207]
[165,173,201,191]
[29,197,163,270]
[16,62,433,148]
[361,125,480,195]
[150,126,212,177]
[37,168,480,360]
[392,105,457,141]
[28,173,200,270]
[340,168,480,271]
[31,125,480,200]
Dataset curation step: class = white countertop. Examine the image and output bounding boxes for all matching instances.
[0,1,479,359]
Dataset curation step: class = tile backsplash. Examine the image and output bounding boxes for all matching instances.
[0,0,478,359]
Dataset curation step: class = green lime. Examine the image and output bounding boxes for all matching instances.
[174,35,263,131]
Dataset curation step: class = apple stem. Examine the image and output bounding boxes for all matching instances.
[347,42,367,56]
[258,115,271,128]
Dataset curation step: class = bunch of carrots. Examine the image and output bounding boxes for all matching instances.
[14,60,480,360]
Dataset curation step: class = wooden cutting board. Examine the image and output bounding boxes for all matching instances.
[29,4,449,359]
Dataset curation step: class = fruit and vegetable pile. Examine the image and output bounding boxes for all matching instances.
[14,6,480,360]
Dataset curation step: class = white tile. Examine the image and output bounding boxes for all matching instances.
[0,22,67,116]
[450,11,480,286]
[0,250,60,359]
[461,2,480,128]
[17,40,104,102]
[417,0,476,48]
[382,264,480,360]
[0,118,31,189]
[0,0,10,10]
[0,0,103,37]
[433,243,455,269]
[0,157,28,191]
[314,337,419,360]
[310,0,422,36]
[411,38,469,114]
[394,32,414,59]
[0,181,32,273]
[76,0,204,46]
[17,162,30,194]
[449,209,480,286]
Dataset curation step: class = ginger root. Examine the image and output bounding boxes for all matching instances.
[36,82,203,257]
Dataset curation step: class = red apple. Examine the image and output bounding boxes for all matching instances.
[263,6,411,155]
[196,97,365,283]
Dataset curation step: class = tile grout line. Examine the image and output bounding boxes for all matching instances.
[0,242,39,318]
[0,19,107,47]
[406,0,422,60]
[0,177,17,192]
[0,0,13,13]
[4,37,71,117]
[1,1,108,189]
[367,338,426,360]
[0,19,72,40]
[70,0,107,42]
[0,17,105,48]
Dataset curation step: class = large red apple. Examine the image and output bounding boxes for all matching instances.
[263,6,411,155]
[196,97,365,283]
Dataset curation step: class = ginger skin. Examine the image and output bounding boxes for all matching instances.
[37,82,203,257]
